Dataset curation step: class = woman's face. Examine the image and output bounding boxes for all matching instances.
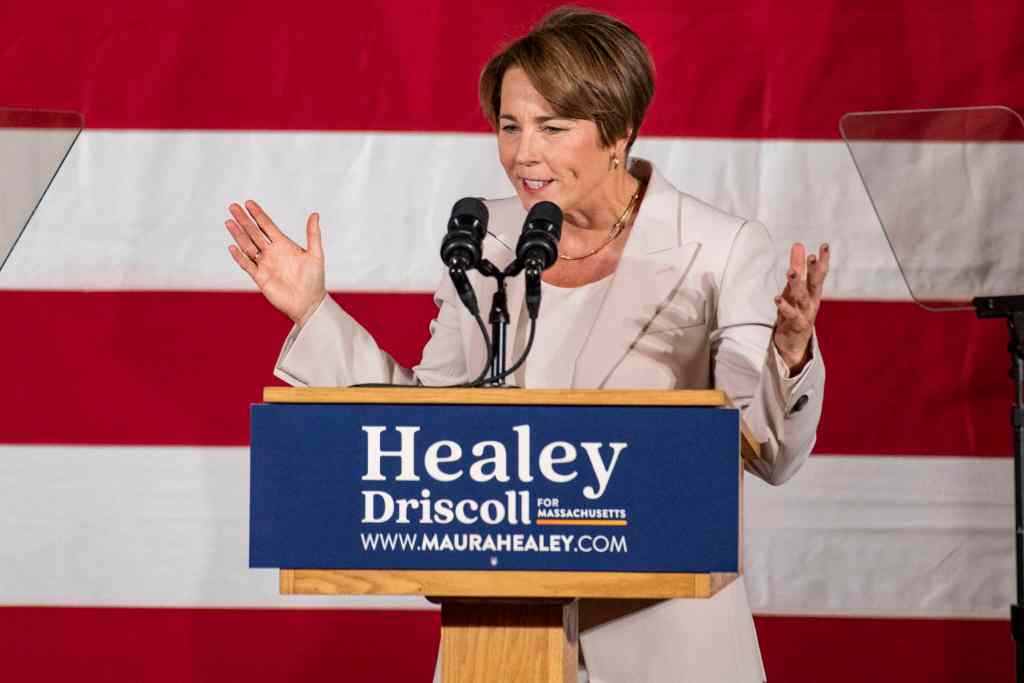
[497,67,621,216]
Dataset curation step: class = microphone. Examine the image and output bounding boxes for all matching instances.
[441,197,488,270]
[516,201,562,271]
[515,201,563,319]
[440,198,489,315]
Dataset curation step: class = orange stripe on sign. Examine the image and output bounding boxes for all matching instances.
[535,520,629,527]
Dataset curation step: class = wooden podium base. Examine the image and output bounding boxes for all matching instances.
[440,599,578,683]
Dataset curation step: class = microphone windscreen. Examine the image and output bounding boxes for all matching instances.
[526,201,563,238]
[451,197,489,234]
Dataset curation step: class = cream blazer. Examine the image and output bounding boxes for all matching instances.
[274,160,825,682]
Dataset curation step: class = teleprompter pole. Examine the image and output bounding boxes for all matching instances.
[1015,348,1024,683]
[973,295,1024,682]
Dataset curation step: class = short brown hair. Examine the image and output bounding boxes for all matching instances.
[479,6,655,152]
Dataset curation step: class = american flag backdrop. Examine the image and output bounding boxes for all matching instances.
[2,1,1023,680]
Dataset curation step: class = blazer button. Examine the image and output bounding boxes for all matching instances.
[791,394,809,414]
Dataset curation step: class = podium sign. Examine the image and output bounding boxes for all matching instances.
[250,388,752,682]
[250,392,740,575]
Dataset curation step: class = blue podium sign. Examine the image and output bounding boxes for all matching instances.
[250,400,739,574]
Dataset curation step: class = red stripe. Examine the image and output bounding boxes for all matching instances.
[0,607,1010,682]
[1,1,1021,138]
[755,614,1012,681]
[0,291,434,447]
[0,606,439,682]
[0,291,1012,455]
[816,300,1013,456]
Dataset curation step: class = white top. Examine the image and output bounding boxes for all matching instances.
[523,276,613,389]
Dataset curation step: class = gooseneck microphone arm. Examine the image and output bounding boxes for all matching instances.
[447,266,478,316]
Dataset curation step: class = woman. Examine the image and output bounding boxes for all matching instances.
[225,7,827,681]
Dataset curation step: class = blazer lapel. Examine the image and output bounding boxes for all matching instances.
[572,164,700,388]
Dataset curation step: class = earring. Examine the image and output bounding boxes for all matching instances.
[612,157,620,170]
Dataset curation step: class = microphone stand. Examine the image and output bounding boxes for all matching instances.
[477,259,512,386]
[973,294,1024,682]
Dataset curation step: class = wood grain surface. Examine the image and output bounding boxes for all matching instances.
[263,386,728,406]
[441,599,578,683]
[278,569,738,599]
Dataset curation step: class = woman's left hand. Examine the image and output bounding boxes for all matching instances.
[773,242,830,375]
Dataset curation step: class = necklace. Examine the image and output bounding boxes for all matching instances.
[559,184,643,261]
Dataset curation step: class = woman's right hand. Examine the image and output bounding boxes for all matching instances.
[225,200,326,326]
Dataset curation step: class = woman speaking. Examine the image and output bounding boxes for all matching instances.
[225,6,827,682]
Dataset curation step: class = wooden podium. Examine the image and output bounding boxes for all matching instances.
[252,388,758,683]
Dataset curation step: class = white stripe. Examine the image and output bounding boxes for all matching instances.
[0,131,913,297]
[0,445,1011,617]
[0,445,430,610]
[745,455,1011,619]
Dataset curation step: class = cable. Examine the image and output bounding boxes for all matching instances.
[453,310,494,388]
[469,317,536,387]
[350,308,493,389]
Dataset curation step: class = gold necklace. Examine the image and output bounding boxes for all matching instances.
[559,186,643,261]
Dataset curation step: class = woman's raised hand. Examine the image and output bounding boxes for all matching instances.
[225,200,326,325]
[773,242,830,374]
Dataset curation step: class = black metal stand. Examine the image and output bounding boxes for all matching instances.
[477,259,511,387]
[488,274,510,386]
[973,295,1024,682]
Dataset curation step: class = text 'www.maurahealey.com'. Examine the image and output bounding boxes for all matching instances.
[360,532,629,554]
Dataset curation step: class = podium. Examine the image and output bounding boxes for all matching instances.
[250,387,759,682]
